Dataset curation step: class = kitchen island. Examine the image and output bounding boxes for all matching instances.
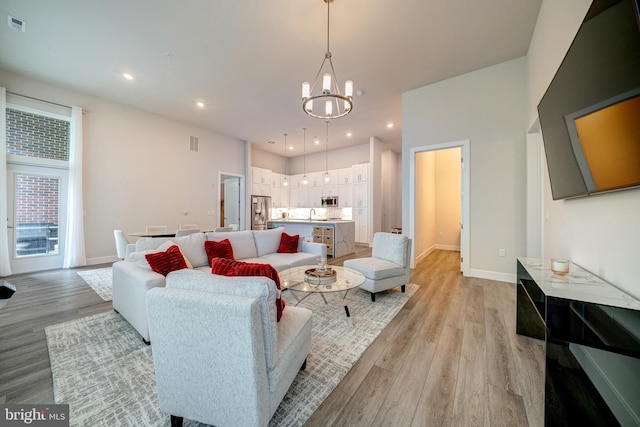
[267,220,355,258]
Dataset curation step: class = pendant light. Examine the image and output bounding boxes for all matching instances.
[324,121,331,182]
[301,0,353,119]
[302,128,308,185]
[282,133,289,187]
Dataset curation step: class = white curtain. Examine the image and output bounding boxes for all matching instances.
[0,88,11,276]
[63,106,86,268]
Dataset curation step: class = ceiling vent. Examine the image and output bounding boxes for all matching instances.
[7,15,26,32]
[189,136,199,152]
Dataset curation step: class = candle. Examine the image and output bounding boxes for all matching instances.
[551,259,570,275]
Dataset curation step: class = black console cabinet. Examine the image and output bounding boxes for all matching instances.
[516,258,640,426]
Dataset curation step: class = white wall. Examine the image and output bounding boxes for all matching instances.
[415,151,436,260]
[403,57,528,280]
[1,70,246,265]
[435,148,461,250]
[527,2,640,423]
[381,149,402,232]
[285,143,369,175]
[527,0,640,300]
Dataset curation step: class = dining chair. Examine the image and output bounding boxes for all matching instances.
[113,229,130,260]
[213,227,232,232]
[175,228,201,237]
[179,224,199,230]
[146,225,168,234]
[228,224,239,231]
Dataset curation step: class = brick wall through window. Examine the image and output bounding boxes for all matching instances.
[6,108,69,161]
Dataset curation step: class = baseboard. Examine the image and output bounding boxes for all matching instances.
[571,344,640,426]
[415,245,436,264]
[87,256,118,266]
[435,244,460,251]
[468,268,515,283]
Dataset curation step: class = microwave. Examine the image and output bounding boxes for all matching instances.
[321,196,338,207]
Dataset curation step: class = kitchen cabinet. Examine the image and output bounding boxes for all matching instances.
[271,172,283,188]
[353,181,368,208]
[338,167,353,185]
[354,208,369,244]
[251,167,271,196]
[322,185,338,197]
[314,226,334,257]
[338,185,353,207]
[352,163,368,182]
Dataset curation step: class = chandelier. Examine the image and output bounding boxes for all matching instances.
[301,0,353,119]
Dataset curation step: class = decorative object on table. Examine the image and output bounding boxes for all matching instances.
[304,267,337,286]
[550,259,570,275]
[301,0,354,119]
[45,283,418,427]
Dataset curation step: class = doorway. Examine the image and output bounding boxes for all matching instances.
[6,163,68,274]
[409,140,470,274]
[218,172,245,230]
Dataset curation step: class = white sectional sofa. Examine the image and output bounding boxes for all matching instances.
[147,269,312,427]
[113,227,325,342]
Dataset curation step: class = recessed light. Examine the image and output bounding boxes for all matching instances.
[122,73,134,81]
[266,140,276,144]
[196,101,205,108]
[386,123,394,128]
[346,132,352,137]
[289,146,294,150]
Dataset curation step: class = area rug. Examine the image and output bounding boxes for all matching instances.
[45,284,418,427]
[77,267,113,301]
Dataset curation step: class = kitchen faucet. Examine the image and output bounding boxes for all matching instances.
[309,208,316,220]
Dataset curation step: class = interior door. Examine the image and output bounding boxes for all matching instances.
[6,163,68,274]
[223,177,240,227]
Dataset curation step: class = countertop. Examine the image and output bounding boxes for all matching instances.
[267,219,354,225]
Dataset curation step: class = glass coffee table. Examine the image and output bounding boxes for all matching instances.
[280,265,365,317]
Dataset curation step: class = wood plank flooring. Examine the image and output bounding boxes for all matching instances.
[0,249,545,426]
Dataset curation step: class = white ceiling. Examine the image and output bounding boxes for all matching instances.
[0,0,542,157]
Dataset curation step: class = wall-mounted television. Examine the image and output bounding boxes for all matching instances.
[538,0,640,200]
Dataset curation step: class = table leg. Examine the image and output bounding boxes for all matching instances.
[343,289,351,317]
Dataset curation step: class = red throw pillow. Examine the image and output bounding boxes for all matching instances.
[277,232,299,253]
[210,258,286,322]
[204,239,235,265]
[145,245,188,276]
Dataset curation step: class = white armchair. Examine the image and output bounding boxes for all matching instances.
[146,269,313,427]
[343,232,412,302]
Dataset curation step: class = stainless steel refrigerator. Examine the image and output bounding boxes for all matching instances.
[251,195,271,230]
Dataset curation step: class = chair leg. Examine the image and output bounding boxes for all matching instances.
[401,284,406,293]
[171,415,183,427]
[300,357,307,371]
[370,292,376,302]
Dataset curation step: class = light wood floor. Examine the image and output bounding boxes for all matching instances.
[0,249,545,426]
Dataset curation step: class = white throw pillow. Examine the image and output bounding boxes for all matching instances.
[172,232,207,268]
[253,227,284,257]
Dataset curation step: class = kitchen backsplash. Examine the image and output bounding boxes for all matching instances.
[272,207,352,221]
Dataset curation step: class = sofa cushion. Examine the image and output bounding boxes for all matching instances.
[371,233,408,266]
[253,227,284,257]
[210,258,285,322]
[204,239,235,264]
[277,232,299,254]
[344,257,405,280]
[165,269,279,372]
[260,252,319,272]
[206,230,257,260]
[145,245,189,276]
[172,232,208,268]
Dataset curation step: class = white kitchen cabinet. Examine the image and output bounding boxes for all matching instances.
[354,208,369,244]
[338,167,353,184]
[251,167,272,196]
[352,163,369,182]
[308,186,322,207]
[280,186,289,207]
[353,181,368,208]
[322,169,339,184]
[322,185,338,197]
[271,172,283,188]
[308,171,323,187]
[338,184,353,207]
